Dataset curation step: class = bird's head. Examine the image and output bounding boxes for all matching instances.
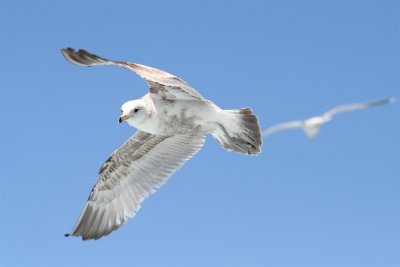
[119,99,149,127]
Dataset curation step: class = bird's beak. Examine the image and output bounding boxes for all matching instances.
[119,114,129,124]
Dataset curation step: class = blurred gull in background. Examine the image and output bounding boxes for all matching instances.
[263,97,396,138]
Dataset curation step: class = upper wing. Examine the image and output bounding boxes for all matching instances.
[61,48,205,101]
[68,131,205,240]
[322,97,396,118]
[262,120,303,137]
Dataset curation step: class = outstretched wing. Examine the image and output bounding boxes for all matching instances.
[262,120,303,137]
[322,97,396,118]
[68,131,205,240]
[61,48,205,101]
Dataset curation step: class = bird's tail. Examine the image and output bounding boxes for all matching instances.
[212,108,262,155]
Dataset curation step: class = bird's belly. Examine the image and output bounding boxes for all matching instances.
[150,100,218,135]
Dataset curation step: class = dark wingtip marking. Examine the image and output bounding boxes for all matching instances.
[61,47,74,55]
[61,47,103,66]
[61,47,77,64]
[65,233,70,237]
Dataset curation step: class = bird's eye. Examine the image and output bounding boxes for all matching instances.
[133,108,140,113]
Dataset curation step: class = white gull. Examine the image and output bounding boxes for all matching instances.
[62,48,262,240]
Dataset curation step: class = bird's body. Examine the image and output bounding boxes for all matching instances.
[129,94,220,135]
[302,116,330,138]
[62,48,262,240]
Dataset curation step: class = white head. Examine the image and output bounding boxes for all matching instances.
[119,99,149,128]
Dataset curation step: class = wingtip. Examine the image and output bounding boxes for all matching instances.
[61,47,95,67]
[61,47,76,63]
[64,233,70,237]
[61,48,67,57]
[61,47,74,55]
[60,47,109,67]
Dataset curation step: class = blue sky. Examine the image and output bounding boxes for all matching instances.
[0,1,399,266]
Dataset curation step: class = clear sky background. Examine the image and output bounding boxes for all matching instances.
[0,1,399,267]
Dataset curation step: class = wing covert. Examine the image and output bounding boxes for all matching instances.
[62,48,205,101]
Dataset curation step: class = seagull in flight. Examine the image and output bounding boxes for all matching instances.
[263,97,395,138]
[62,48,262,240]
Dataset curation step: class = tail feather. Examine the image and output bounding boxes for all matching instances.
[212,108,262,155]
